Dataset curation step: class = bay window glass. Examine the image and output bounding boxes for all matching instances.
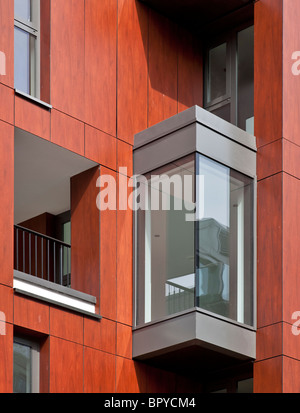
[136,154,254,327]
[136,156,195,325]
[196,155,254,326]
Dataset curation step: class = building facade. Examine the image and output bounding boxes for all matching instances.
[0,0,299,393]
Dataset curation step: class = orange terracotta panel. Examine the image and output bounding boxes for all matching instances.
[283,0,300,146]
[254,0,283,147]
[85,125,116,170]
[51,110,84,155]
[282,173,300,324]
[0,83,13,124]
[51,0,85,120]
[257,139,282,181]
[116,322,132,359]
[40,337,50,393]
[84,317,116,354]
[99,167,117,320]
[283,321,300,361]
[85,0,117,136]
[49,336,83,393]
[15,96,50,140]
[116,357,143,393]
[253,357,282,393]
[84,347,115,393]
[282,139,300,179]
[0,0,14,88]
[71,167,100,304]
[0,323,13,393]
[0,285,13,326]
[117,0,148,144]
[282,356,300,393]
[13,294,49,334]
[0,121,14,287]
[257,174,283,328]
[117,139,133,178]
[116,175,133,325]
[50,307,83,344]
[146,364,176,393]
[178,26,203,112]
[256,323,282,361]
[148,9,178,127]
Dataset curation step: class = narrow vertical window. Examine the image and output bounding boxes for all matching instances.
[204,25,254,132]
[13,337,40,393]
[14,0,40,98]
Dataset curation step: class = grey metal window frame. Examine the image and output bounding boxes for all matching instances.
[14,0,40,99]
[204,21,253,127]
[13,335,40,393]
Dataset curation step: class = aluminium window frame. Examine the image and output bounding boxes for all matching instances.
[14,0,40,99]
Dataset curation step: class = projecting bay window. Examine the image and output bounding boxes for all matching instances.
[133,106,256,337]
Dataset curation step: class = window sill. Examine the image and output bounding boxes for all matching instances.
[15,89,52,110]
[13,270,101,319]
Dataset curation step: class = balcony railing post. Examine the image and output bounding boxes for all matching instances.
[60,245,63,286]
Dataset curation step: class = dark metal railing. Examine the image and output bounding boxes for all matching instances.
[166,280,194,315]
[14,225,71,287]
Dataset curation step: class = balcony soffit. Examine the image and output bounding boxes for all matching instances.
[139,0,254,31]
[14,128,98,224]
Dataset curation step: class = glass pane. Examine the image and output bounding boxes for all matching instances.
[63,222,71,280]
[13,342,32,393]
[14,26,36,96]
[207,43,227,102]
[136,157,195,325]
[14,0,31,22]
[237,378,253,393]
[237,26,254,132]
[196,155,253,325]
[210,103,231,123]
[14,26,30,94]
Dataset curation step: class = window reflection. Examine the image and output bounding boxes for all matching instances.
[13,342,32,393]
[136,154,254,327]
[136,156,195,325]
[196,155,253,325]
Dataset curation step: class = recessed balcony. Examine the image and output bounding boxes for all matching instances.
[139,0,254,32]
[13,128,100,317]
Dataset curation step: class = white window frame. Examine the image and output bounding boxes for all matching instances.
[14,0,40,99]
